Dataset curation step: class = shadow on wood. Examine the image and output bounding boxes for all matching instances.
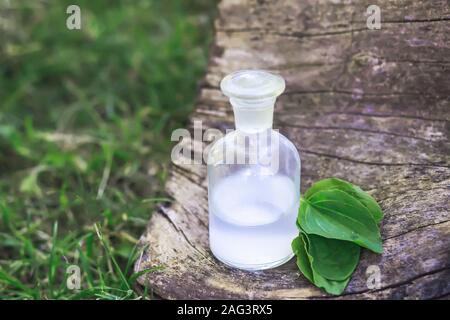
[135,0,450,299]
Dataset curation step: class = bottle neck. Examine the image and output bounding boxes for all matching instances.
[230,97,276,133]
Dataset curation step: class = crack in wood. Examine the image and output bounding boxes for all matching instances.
[217,17,450,39]
[198,85,449,100]
[384,219,450,241]
[301,149,450,168]
[275,122,436,142]
[377,186,450,202]
[283,90,447,98]
[157,206,210,261]
[339,266,450,298]
[323,111,450,123]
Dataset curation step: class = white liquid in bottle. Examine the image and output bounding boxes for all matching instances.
[209,171,299,270]
[207,70,301,270]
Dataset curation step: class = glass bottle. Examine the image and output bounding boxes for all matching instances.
[207,70,301,270]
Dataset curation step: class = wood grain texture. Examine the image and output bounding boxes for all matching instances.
[135,0,450,299]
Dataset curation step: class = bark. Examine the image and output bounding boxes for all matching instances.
[135,0,450,299]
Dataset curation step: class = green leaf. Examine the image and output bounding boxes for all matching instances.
[292,233,351,295]
[293,178,384,296]
[311,270,350,296]
[292,236,314,283]
[304,178,383,223]
[307,233,360,281]
[299,190,383,253]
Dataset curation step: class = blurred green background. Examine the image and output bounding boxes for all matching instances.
[0,0,216,299]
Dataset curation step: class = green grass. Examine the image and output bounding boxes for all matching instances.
[0,0,216,299]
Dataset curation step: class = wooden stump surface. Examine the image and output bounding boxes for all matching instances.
[135,0,450,299]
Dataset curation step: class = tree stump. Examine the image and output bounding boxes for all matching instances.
[135,0,450,299]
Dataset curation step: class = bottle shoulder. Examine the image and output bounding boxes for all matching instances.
[207,129,300,165]
[277,131,301,164]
